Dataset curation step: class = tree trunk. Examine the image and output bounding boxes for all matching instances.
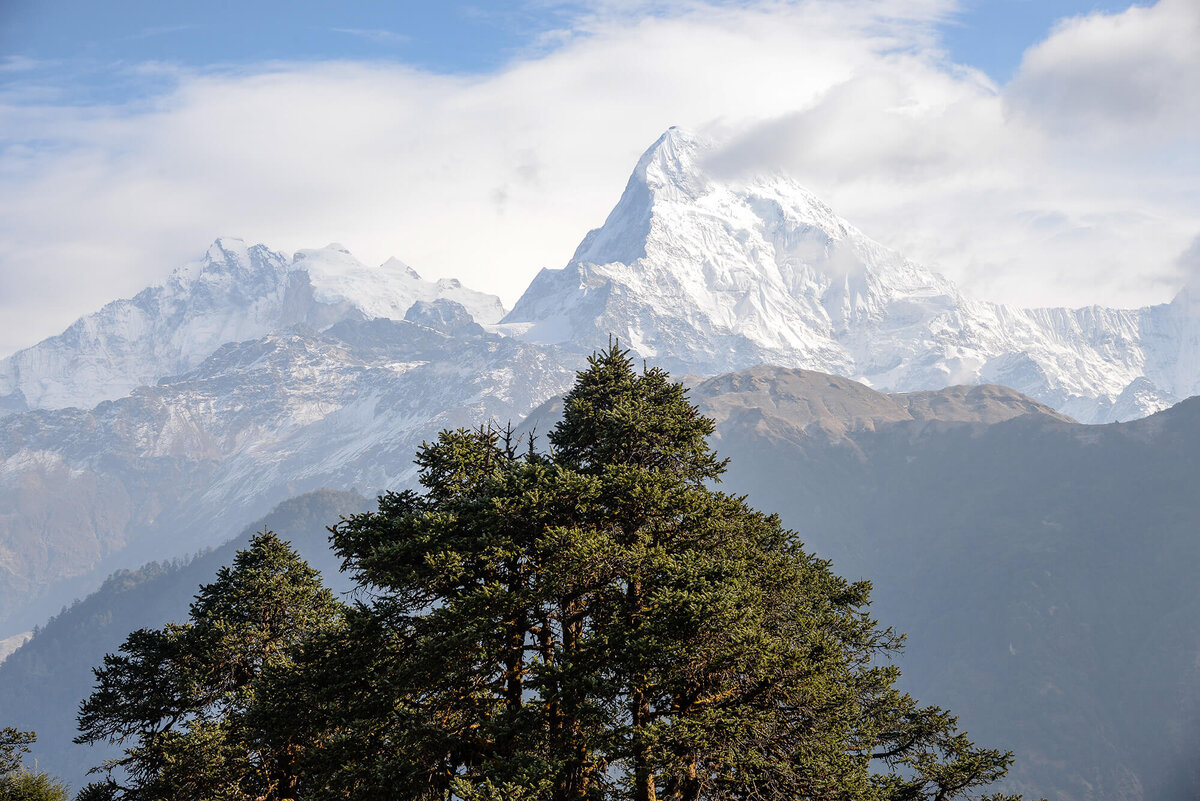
[632,688,657,801]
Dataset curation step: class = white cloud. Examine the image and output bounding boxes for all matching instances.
[0,0,1196,357]
[0,56,42,72]
[1179,234,1200,283]
[707,0,1199,309]
[1007,0,1200,143]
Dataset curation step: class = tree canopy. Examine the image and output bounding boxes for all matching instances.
[284,345,1025,800]
[78,345,1032,800]
[75,532,344,801]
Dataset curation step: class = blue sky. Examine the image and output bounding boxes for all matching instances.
[1,3,548,101]
[941,0,1136,79]
[2,1,1139,99]
[0,0,1195,357]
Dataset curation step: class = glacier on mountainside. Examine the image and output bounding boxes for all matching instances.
[505,127,1200,423]
[0,240,506,412]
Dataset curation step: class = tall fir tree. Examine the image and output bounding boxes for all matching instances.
[75,533,344,801]
[73,346,1034,800]
[283,345,1029,801]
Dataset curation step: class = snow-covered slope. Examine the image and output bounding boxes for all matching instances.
[0,315,574,634]
[294,245,506,327]
[505,128,1196,423]
[0,240,506,411]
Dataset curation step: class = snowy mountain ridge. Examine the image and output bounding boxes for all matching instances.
[4,127,1200,423]
[0,239,506,411]
[505,127,1197,423]
[0,316,575,633]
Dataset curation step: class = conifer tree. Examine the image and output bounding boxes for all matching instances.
[75,533,344,801]
[294,345,1029,800]
[75,346,1033,800]
[0,730,35,778]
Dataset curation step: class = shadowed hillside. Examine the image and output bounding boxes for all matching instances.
[694,368,1200,801]
[522,365,1200,801]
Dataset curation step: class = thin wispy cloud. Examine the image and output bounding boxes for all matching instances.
[126,24,198,41]
[0,56,43,72]
[331,28,411,47]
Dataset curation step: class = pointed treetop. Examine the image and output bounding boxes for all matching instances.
[549,343,726,482]
[189,531,338,641]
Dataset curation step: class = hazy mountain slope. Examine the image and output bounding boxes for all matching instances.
[694,366,1072,437]
[505,128,1200,423]
[519,366,1071,445]
[0,239,506,412]
[691,369,1200,801]
[515,366,1200,800]
[0,316,576,637]
[0,489,369,795]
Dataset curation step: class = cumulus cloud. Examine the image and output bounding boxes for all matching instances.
[1179,235,1200,283]
[0,0,1196,356]
[1007,0,1200,143]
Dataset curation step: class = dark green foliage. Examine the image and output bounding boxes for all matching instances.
[548,349,726,482]
[71,348,1035,800]
[75,533,345,801]
[280,345,1026,800]
[73,780,118,801]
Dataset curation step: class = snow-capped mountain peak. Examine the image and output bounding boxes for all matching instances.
[0,239,505,411]
[166,237,270,287]
[508,127,954,367]
[507,128,1200,423]
[381,256,423,281]
[629,126,711,199]
[572,127,713,267]
[4,128,1198,426]
[290,243,505,326]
